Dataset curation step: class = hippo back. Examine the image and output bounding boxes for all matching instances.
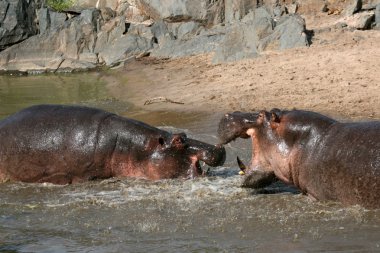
[303,121,380,208]
[0,104,115,183]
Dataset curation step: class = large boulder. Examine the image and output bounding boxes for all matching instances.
[213,8,309,63]
[0,0,40,51]
[259,14,309,51]
[213,8,274,62]
[150,25,225,58]
[135,0,211,22]
[0,9,100,73]
[97,20,154,65]
[337,10,375,29]
[344,0,362,16]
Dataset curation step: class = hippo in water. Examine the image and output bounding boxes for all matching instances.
[0,104,225,184]
[218,109,380,208]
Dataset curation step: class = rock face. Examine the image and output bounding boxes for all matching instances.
[0,0,40,51]
[0,0,378,73]
[375,4,380,29]
[213,8,309,63]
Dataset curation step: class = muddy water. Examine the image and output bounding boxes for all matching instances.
[0,73,380,252]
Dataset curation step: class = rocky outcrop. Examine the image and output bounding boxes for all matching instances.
[0,0,40,51]
[213,8,309,63]
[0,0,378,73]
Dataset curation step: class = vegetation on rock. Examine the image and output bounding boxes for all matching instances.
[46,0,74,12]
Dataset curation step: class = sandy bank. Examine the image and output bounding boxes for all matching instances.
[106,25,380,121]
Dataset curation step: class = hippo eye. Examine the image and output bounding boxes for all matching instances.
[158,137,165,146]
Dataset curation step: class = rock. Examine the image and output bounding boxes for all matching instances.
[344,0,362,16]
[212,24,260,63]
[98,34,153,65]
[67,0,119,12]
[337,11,375,29]
[100,7,116,22]
[136,0,210,22]
[0,9,100,73]
[166,21,200,40]
[362,0,380,10]
[151,26,225,58]
[213,8,274,63]
[297,0,329,14]
[224,0,257,23]
[213,10,309,63]
[205,0,225,25]
[38,8,67,34]
[375,4,380,29]
[120,1,150,23]
[286,3,298,14]
[0,0,39,51]
[259,14,309,51]
[273,5,286,17]
[149,19,175,47]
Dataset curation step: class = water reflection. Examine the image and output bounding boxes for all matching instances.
[0,73,130,119]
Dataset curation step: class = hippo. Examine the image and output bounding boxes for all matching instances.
[0,104,225,184]
[218,109,380,208]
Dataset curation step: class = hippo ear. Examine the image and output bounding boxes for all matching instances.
[270,109,282,129]
[171,134,186,148]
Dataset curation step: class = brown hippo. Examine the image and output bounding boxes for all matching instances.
[218,109,380,208]
[0,104,225,184]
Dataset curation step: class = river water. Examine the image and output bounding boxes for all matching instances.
[0,73,379,252]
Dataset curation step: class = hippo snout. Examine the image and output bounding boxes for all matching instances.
[186,139,226,167]
[200,144,226,167]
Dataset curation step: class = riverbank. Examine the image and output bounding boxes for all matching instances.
[106,26,380,121]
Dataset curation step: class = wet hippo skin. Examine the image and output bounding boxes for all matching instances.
[218,109,380,208]
[0,104,225,184]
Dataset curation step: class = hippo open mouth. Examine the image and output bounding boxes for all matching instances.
[217,112,260,144]
[187,143,226,179]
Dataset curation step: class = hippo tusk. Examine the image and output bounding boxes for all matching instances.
[237,156,247,175]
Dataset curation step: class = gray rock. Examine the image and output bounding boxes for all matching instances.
[273,5,286,17]
[149,20,174,46]
[375,4,380,29]
[345,0,362,16]
[98,34,153,65]
[38,8,49,33]
[362,0,380,10]
[151,26,225,58]
[0,13,99,72]
[136,0,210,22]
[38,8,67,34]
[213,7,274,63]
[212,24,259,63]
[225,0,257,23]
[94,17,126,54]
[0,0,39,50]
[338,11,375,29]
[259,14,308,51]
[166,21,200,40]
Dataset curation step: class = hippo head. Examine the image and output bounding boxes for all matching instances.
[121,132,226,180]
[218,110,277,144]
[217,109,283,187]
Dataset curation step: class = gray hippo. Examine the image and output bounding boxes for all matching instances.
[218,109,380,208]
[0,104,225,184]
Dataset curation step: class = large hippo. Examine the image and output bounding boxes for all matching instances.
[218,109,380,208]
[0,104,225,184]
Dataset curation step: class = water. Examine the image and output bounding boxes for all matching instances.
[0,73,379,252]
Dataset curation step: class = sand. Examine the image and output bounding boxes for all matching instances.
[107,14,380,121]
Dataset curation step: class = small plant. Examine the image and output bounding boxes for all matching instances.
[46,0,75,12]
